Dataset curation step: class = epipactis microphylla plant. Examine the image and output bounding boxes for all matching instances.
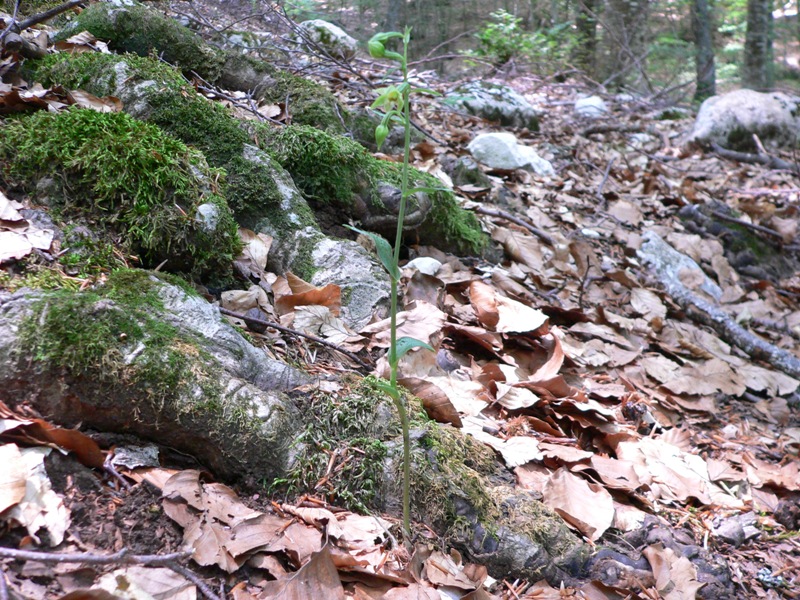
[347,27,444,542]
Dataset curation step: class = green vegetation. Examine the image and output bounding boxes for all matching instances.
[60,1,346,133]
[58,1,225,82]
[466,10,576,72]
[0,108,240,277]
[273,375,500,536]
[18,270,218,404]
[253,123,486,254]
[273,376,397,512]
[29,51,319,233]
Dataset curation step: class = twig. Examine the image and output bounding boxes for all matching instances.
[470,205,554,246]
[0,547,224,600]
[218,307,372,371]
[168,563,225,600]
[711,142,800,174]
[596,157,615,205]
[0,565,8,600]
[708,208,785,242]
[104,453,133,491]
[16,0,84,30]
[0,547,191,565]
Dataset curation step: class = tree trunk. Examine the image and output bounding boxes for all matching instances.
[743,0,773,90]
[692,0,716,101]
[573,0,598,74]
[384,0,406,32]
[600,0,651,90]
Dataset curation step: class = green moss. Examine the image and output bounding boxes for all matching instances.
[414,423,500,529]
[225,154,316,230]
[29,52,321,234]
[15,269,257,427]
[255,124,364,205]
[270,70,345,134]
[0,108,240,276]
[254,123,486,254]
[58,1,225,82]
[274,376,397,512]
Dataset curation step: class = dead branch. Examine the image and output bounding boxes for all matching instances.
[711,142,800,174]
[217,307,372,371]
[471,205,555,246]
[0,547,224,600]
[639,231,800,382]
[0,547,191,565]
[16,0,84,30]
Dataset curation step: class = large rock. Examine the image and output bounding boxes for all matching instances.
[297,19,358,60]
[453,82,541,131]
[687,89,800,150]
[261,226,391,330]
[0,271,310,481]
[467,132,554,176]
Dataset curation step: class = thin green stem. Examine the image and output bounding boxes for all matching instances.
[390,31,412,543]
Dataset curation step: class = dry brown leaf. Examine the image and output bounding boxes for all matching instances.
[643,543,705,600]
[399,377,463,426]
[542,467,614,541]
[257,548,345,600]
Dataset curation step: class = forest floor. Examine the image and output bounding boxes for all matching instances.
[1,1,800,599]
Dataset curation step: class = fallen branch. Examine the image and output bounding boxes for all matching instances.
[471,205,555,246]
[218,307,372,371]
[711,142,799,174]
[0,547,224,600]
[0,547,190,565]
[638,231,800,382]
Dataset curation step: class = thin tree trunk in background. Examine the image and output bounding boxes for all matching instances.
[573,0,598,74]
[743,0,774,89]
[385,0,406,32]
[692,0,716,101]
[601,0,651,90]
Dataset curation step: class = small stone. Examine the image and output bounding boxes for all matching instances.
[245,307,269,334]
[405,256,442,276]
[195,203,220,233]
[575,96,608,118]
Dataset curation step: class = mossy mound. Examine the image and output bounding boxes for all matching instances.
[28,51,319,233]
[58,1,225,82]
[253,124,487,254]
[8,269,302,480]
[280,375,499,531]
[59,1,346,133]
[20,269,209,401]
[0,108,240,276]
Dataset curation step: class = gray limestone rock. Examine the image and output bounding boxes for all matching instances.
[453,82,541,130]
[467,132,554,176]
[297,19,358,60]
[0,276,309,481]
[687,89,800,150]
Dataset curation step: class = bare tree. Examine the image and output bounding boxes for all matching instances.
[692,0,716,101]
[742,0,774,90]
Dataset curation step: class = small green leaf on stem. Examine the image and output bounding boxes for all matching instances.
[375,378,400,400]
[396,336,434,360]
[345,225,401,280]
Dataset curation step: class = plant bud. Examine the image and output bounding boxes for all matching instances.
[375,124,389,148]
[368,40,386,58]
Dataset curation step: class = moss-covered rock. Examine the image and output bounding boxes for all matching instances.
[0,108,240,276]
[27,51,321,243]
[277,375,585,582]
[58,0,347,133]
[0,270,307,480]
[253,123,487,254]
